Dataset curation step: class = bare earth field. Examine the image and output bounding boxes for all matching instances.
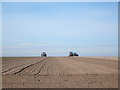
[2,57,118,88]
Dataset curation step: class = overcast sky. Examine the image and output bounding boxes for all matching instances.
[2,2,118,56]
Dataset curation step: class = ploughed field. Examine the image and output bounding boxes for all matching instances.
[2,57,118,88]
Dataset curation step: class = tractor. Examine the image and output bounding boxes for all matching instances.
[69,52,79,56]
[41,52,47,57]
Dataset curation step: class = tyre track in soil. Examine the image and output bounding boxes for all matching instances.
[13,58,47,75]
[2,64,26,73]
[15,58,48,75]
[2,58,39,72]
[18,57,58,76]
[35,61,47,75]
[2,58,39,74]
[2,58,47,75]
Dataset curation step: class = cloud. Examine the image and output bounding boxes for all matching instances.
[19,42,48,47]
[3,42,50,49]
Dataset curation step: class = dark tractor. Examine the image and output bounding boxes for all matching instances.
[69,52,79,56]
[73,52,79,56]
[69,52,74,56]
[41,52,47,57]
